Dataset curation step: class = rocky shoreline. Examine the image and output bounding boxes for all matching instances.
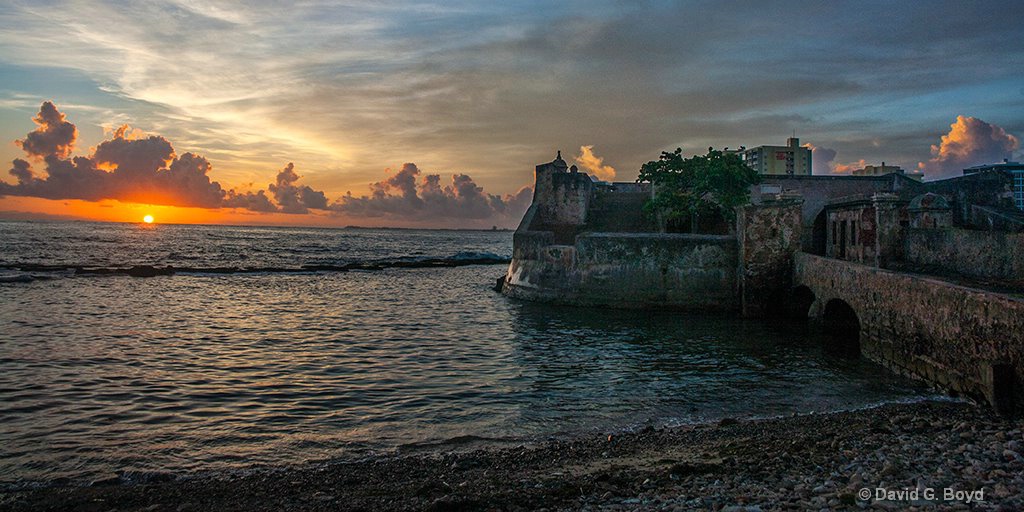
[1,400,1021,511]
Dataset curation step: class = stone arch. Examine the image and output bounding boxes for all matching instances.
[789,286,816,319]
[762,285,817,320]
[822,298,861,354]
[811,209,827,256]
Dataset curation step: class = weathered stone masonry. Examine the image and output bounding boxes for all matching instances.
[736,199,803,317]
[795,253,1024,413]
[502,154,798,311]
[503,153,1023,412]
[905,228,1024,283]
[505,231,738,309]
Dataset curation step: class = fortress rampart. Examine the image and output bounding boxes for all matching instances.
[501,152,1024,413]
[501,153,799,312]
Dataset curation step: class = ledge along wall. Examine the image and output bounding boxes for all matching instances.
[795,252,1024,413]
[904,227,1024,282]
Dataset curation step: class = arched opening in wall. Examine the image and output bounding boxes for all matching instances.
[762,285,816,321]
[811,210,827,256]
[822,299,861,355]
[788,286,816,320]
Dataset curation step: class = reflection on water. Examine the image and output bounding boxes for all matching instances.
[0,222,934,486]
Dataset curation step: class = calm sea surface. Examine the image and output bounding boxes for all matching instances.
[0,221,934,486]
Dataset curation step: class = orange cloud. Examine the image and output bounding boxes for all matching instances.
[2,102,529,227]
[1,102,330,213]
[832,159,868,174]
[574,145,616,181]
[918,115,1019,179]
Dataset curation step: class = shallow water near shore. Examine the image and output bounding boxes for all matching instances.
[0,221,938,487]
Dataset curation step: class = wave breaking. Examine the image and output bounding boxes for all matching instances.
[0,252,510,279]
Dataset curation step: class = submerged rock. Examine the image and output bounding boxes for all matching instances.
[0,274,34,283]
[126,265,175,277]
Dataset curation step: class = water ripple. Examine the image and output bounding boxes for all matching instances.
[0,222,936,486]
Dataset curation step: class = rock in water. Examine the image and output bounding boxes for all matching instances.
[127,265,174,277]
[493,275,506,293]
[0,274,34,283]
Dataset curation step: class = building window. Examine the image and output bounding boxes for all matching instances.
[1014,172,1024,210]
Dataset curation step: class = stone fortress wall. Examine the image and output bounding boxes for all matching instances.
[501,152,1024,413]
[501,153,797,310]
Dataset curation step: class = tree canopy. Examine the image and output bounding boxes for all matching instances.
[637,147,760,230]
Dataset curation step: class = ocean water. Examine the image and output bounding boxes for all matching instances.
[0,221,934,486]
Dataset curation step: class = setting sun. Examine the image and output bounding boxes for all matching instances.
[143,214,154,224]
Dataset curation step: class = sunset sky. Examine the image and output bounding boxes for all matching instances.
[1,0,1022,227]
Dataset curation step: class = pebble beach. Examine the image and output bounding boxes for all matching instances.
[2,399,1021,511]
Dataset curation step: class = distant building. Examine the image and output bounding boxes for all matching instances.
[741,138,811,176]
[963,160,1024,210]
[852,162,924,182]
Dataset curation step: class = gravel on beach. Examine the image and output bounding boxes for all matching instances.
[2,399,1021,511]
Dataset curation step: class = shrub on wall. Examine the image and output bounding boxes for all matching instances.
[637,148,760,232]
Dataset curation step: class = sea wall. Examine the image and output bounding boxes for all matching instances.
[504,232,738,309]
[905,227,1024,281]
[795,252,1024,413]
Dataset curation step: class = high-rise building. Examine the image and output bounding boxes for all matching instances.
[741,138,812,175]
[963,159,1024,210]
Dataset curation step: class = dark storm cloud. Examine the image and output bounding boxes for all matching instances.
[332,163,532,221]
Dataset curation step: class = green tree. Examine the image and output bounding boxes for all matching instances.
[637,147,760,231]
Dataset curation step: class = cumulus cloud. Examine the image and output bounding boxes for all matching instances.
[332,163,532,222]
[0,102,332,213]
[832,159,868,174]
[574,145,616,181]
[268,163,329,214]
[805,143,836,174]
[9,159,34,184]
[223,189,277,212]
[804,143,867,175]
[2,102,530,225]
[917,115,1020,178]
[16,101,77,159]
[92,125,175,175]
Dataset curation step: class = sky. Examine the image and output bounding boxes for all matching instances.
[0,0,1022,227]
